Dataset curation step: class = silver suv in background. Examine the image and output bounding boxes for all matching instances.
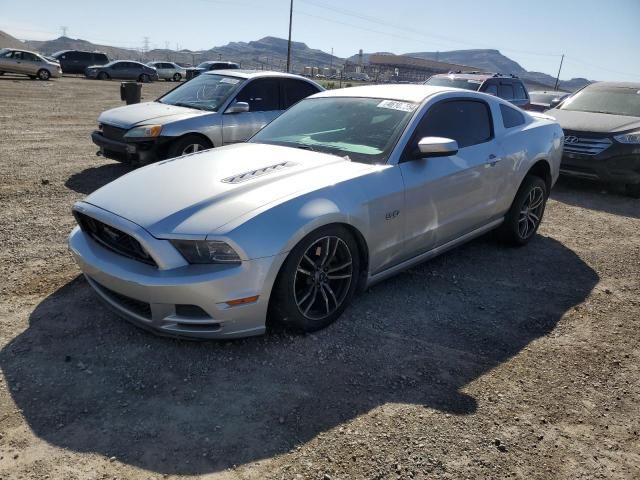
[147,61,186,82]
[91,70,323,165]
[0,48,62,80]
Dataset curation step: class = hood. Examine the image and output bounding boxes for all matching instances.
[83,143,373,238]
[97,102,211,128]
[547,108,640,134]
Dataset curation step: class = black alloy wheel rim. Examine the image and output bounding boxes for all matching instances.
[518,185,545,239]
[294,236,353,321]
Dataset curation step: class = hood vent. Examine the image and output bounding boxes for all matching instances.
[221,161,297,184]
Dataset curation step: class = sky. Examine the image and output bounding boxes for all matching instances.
[1,0,639,82]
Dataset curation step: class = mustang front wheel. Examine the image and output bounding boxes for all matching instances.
[500,175,547,246]
[271,225,360,332]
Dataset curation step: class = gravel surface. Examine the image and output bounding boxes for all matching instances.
[0,75,638,480]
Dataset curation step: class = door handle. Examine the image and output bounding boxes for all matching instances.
[487,154,500,166]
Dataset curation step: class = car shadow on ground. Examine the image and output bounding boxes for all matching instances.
[0,235,598,475]
[65,163,134,194]
[551,176,639,219]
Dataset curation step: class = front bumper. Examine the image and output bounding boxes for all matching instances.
[560,142,640,185]
[68,204,285,339]
[91,130,171,164]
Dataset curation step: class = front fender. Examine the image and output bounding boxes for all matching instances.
[159,114,223,147]
[217,191,370,261]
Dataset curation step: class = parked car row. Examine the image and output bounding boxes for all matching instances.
[70,76,571,340]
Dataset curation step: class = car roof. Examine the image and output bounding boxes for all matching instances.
[431,72,522,82]
[313,84,458,103]
[203,69,318,81]
[2,48,41,56]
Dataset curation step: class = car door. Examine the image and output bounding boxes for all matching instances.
[0,50,19,74]
[398,98,502,257]
[154,63,167,79]
[11,51,30,74]
[23,52,42,75]
[221,78,282,144]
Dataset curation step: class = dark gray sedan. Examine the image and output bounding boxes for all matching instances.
[85,60,159,83]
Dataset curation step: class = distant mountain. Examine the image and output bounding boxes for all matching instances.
[204,36,342,70]
[0,30,25,49]
[405,49,526,74]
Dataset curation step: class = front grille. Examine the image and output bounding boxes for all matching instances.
[75,212,157,266]
[101,124,127,142]
[563,130,612,156]
[94,280,152,319]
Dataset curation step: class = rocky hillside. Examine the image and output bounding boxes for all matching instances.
[0,30,25,49]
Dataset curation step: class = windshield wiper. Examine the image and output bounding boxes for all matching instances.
[295,144,316,152]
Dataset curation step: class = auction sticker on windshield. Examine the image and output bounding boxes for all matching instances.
[221,77,240,84]
[377,100,417,112]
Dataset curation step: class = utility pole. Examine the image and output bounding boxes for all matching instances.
[554,54,565,91]
[60,26,68,37]
[329,47,333,74]
[286,0,293,72]
[143,37,150,60]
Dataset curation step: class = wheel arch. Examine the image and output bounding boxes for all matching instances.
[524,159,552,195]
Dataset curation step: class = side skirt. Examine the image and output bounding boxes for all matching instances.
[366,218,504,288]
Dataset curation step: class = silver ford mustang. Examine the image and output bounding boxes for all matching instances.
[69,85,564,339]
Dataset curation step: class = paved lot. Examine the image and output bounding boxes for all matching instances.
[0,75,638,480]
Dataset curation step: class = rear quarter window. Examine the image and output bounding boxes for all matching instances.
[500,104,525,128]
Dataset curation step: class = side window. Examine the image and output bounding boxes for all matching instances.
[514,83,528,100]
[23,52,39,62]
[281,79,319,109]
[409,100,493,151]
[235,79,280,111]
[13,51,24,60]
[500,104,525,128]
[113,62,125,70]
[94,54,108,64]
[66,51,79,61]
[498,83,515,100]
[2,50,15,58]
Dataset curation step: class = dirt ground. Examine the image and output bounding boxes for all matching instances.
[0,75,638,480]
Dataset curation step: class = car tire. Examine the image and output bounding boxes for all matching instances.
[139,74,151,83]
[499,175,548,246]
[37,69,50,80]
[625,183,640,199]
[167,135,212,158]
[97,72,109,80]
[173,73,182,82]
[270,225,360,332]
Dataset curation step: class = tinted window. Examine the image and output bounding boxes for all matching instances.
[281,79,319,108]
[483,83,498,95]
[514,83,528,100]
[411,100,493,150]
[500,104,525,128]
[498,83,515,100]
[23,52,39,62]
[235,78,280,111]
[93,53,108,63]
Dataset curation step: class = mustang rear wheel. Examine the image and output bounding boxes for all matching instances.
[270,225,360,332]
[500,175,547,246]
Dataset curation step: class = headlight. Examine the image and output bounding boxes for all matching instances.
[614,131,640,144]
[171,240,241,264]
[124,125,163,139]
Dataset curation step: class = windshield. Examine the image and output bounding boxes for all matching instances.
[158,73,243,112]
[250,97,417,164]
[425,77,482,91]
[197,62,212,69]
[559,86,640,117]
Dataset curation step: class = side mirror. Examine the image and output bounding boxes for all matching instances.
[417,137,458,158]
[225,101,249,114]
[548,98,563,110]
